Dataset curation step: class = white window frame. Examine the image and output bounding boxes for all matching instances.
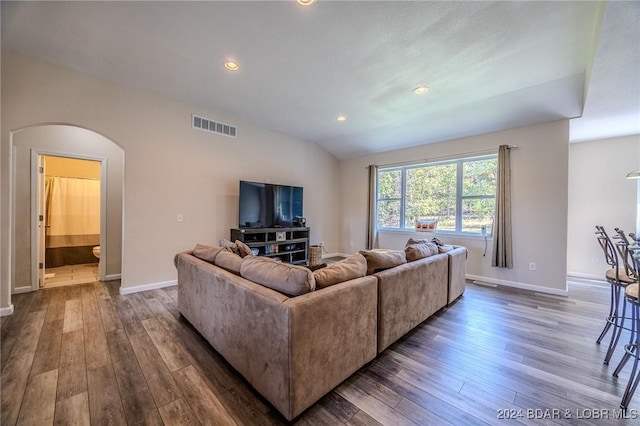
[376,154,497,235]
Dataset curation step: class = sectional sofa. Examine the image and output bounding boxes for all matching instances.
[175,240,467,421]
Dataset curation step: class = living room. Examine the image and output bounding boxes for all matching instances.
[1,1,639,424]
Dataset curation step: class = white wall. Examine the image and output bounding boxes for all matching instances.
[1,50,340,310]
[339,120,571,295]
[567,135,640,279]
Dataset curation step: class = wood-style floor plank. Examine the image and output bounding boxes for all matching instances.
[56,329,87,402]
[1,351,36,426]
[86,364,127,426]
[16,369,58,425]
[172,364,237,426]
[157,398,201,426]
[128,330,184,407]
[54,392,91,426]
[3,279,640,425]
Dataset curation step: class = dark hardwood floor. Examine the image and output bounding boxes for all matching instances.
[2,279,640,425]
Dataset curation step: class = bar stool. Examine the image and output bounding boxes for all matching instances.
[614,284,639,409]
[594,226,637,364]
[612,230,640,409]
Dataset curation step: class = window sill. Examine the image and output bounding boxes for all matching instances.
[377,229,491,240]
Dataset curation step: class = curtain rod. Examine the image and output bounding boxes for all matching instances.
[368,145,518,169]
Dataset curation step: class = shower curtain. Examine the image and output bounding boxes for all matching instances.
[45,176,100,266]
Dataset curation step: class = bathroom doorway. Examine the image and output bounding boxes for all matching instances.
[37,154,104,288]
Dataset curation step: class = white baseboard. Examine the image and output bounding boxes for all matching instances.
[105,273,122,281]
[119,280,177,295]
[566,271,605,282]
[466,274,569,296]
[0,305,15,317]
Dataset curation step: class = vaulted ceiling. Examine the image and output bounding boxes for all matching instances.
[2,1,638,159]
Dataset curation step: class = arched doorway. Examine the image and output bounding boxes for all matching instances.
[8,124,124,294]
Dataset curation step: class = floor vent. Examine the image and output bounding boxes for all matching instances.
[192,114,237,138]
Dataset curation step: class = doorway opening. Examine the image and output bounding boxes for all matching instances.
[37,154,104,288]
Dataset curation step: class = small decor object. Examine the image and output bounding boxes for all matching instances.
[309,244,323,266]
[266,244,278,254]
[415,218,438,233]
[276,231,287,241]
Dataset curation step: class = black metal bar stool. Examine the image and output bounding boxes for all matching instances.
[613,283,640,409]
[594,226,637,364]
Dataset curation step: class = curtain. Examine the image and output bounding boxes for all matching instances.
[366,165,379,250]
[45,176,100,248]
[491,145,513,268]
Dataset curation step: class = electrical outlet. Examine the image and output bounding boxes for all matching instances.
[177,213,184,223]
[529,262,536,271]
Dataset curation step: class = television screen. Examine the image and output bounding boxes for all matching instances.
[239,181,303,228]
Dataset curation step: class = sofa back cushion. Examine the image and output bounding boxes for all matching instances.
[214,250,244,275]
[192,244,223,264]
[241,256,316,297]
[359,250,407,275]
[405,243,439,262]
[313,253,368,288]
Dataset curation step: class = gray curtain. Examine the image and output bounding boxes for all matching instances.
[367,165,379,250]
[491,145,513,268]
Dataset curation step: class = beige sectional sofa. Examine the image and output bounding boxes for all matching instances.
[175,252,378,421]
[175,240,466,421]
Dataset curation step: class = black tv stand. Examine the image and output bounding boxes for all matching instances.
[230,227,310,265]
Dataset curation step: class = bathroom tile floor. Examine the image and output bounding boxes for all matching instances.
[44,262,99,287]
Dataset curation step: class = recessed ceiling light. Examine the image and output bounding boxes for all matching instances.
[297,0,315,5]
[336,115,347,122]
[224,61,239,71]
[414,86,429,94]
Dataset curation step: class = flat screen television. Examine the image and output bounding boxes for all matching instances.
[239,180,303,228]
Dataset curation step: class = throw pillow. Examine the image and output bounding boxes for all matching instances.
[406,237,432,246]
[359,249,407,275]
[431,237,445,246]
[192,244,223,264]
[405,241,439,262]
[437,244,455,253]
[240,256,316,297]
[219,238,240,255]
[235,240,253,258]
[314,253,368,288]
[214,250,244,275]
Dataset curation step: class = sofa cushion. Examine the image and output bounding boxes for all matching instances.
[314,253,368,288]
[359,250,407,275]
[405,241,439,262]
[241,256,316,297]
[214,250,244,275]
[192,244,223,264]
[235,240,254,258]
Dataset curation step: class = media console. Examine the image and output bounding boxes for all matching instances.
[230,227,310,265]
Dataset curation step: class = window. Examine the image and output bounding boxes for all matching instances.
[376,155,497,234]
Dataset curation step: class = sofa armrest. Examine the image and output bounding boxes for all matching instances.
[447,246,467,304]
[284,276,378,419]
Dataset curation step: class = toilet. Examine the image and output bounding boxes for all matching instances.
[92,246,100,259]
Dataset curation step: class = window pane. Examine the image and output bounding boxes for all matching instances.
[463,158,497,196]
[461,197,495,233]
[377,169,402,199]
[377,200,400,228]
[405,164,456,229]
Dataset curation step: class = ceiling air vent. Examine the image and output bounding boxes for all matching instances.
[192,114,237,138]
